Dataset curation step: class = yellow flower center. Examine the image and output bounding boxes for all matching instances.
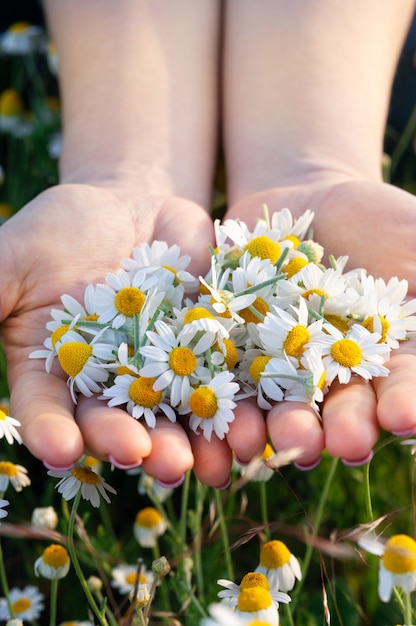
[249,356,272,383]
[261,443,274,461]
[248,622,272,626]
[57,342,92,377]
[9,21,30,33]
[237,587,272,612]
[223,339,239,370]
[126,571,147,585]
[83,314,99,322]
[330,338,362,367]
[283,234,301,248]
[0,461,17,477]
[382,535,416,574]
[51,324,70,348]
[0,203,13,219]
[183,307,215,324]
[283,325,310,357]
[0,88,23,116]
[240,572,270,590]
[240,298,269,324]
[71,465,101,485]
[361,315,390,343]
[42,544,70,568]
[115,287,146,317]
[117,365,138,376]
[83,456,100,469]
[189,387,218,419]
[260,540,291,569]
[169,346,197,376]
[210,295,232,319]
[324,314,350,335]
[129,377,162,408]
[317,370,327,391]
[0,409,8,421]
[284,257,309,278]
[245,236,281,264]
[12,598,32,614]
[136,507,163,528]
[302,288,327,300]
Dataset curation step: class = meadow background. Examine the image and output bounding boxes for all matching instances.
[1,5,416,626]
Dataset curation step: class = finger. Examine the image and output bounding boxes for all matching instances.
[186,428,233,487]
[373,351,416,436]
[322,377,379,464]
[75,395,152,468]
[141,418,194,485]
[225,399,267,464]
[267,401,324,469]
[9,368,84,468]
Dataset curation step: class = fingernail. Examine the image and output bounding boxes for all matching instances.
[234,455,250,467]
[109,455,142,471]
[155,474,185,489]
[392,427,416,437]
[43,461,74,472]
[341,450,373,467]
[215,476,232,490]
[294,457,321,471]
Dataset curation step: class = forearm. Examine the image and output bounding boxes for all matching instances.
[44,0,220,205]
[223,0,416,200]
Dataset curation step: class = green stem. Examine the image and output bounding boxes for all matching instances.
[152,543,171,613]
[363,460,373,521]
[67,492,109,626]
[284,601,296,626]
[213,488,234,582]
[292,457,339,610]
[0,539,14,618]
[259,481,270,541]
[49,579,58,626]
[404,591,413,626]
[194,478,207,603]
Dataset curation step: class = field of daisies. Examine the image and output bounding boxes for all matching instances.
[2,16,416,626]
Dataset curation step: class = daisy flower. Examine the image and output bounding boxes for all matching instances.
[94,268,159,329]
[0,586,45,622]
[0,461,30,493]
[180,370,239,441]
[48,463,117,508]
[238,444,277,483]
[134,507,167,548]
[46,285,101,337]
[201,601,275,626]
[218,571,291,608]
[111,563,155,595]
[269,207,315,242]
[0,408,22,444]
[139,319,214,408]
[0,499,9,521]
[320,323,391,385]
[55,328,116,402]
[0,21,44,55]
[31,506,59,530]
[358,533,416,602]
[101,371,176,428]
[255,540,302,592]
[34,544,71,580]
[199,266,257,324]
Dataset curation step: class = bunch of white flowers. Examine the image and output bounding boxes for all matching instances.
[31,207,416,441]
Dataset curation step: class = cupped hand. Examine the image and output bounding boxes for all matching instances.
[0,182,215,484]
[223,177,416,468]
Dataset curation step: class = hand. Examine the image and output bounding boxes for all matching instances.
[0,182,215,484]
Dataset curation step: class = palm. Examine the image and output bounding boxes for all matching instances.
[0,183,215,472]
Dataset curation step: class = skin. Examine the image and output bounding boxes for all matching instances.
[1,0,416,486]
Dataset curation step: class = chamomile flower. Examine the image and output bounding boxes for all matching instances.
[199,267,256,324]
[270,207,315,242]
[31,506,58,530]
[0,586,45,622]
[111,563,155,595]
[239,443,276,482]
[0,499,9,521]
[46,286,100,336]
[101,372,176,428]
[218,571,290,609]
[29,315,82,373]
[234,586,280,626]
[34,544,70,580]
[0,409,22,445]
[320,323,391,385]
[139,319,213,408]
[201,602,276,626]
[48,464,117,508]
[0,22,44,55]
[180,371,239,441]
[255,540,302,592]
[358,533,416,602]
[0,88,24,133]
[134,507,167,548]
[0,461,30,493]
[55,329,116,402]
[94,268,159,329]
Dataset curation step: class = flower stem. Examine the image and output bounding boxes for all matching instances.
[0,539,13,618]
[213,488,234,582]
[363,460,373,521]
[49,578,58,626]
[67,491,109,626]
[259,481,270,541]
[404,590,413,626]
